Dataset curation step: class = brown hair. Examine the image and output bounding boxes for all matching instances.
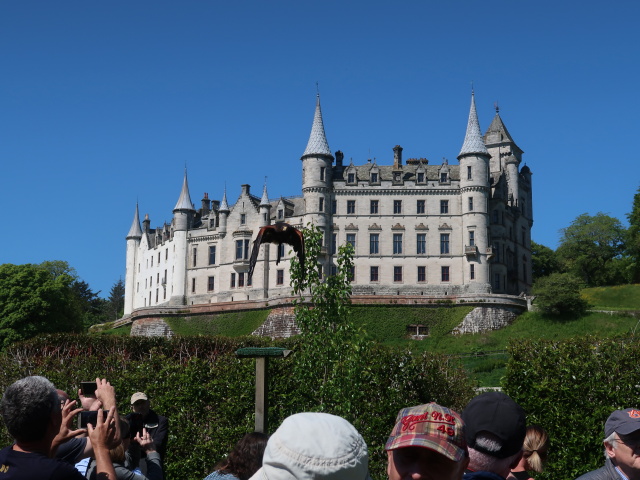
[522,425,549,473]
[215,432,269,480]
[109,417,131,465]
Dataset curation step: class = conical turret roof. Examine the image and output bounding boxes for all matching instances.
[126,203,143,239]
[173,170,195,211]
[219,188,230,212]
[458,92,489,158]
[302,94,331,157]
[260,183,270,206]
[484,111,523,154]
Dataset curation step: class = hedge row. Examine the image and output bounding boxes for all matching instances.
[0,334,476,480]
[504,336,640,480]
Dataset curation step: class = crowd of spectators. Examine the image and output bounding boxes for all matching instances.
[0,375,637,480]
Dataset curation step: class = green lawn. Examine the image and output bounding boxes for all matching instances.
[582,284,640,310]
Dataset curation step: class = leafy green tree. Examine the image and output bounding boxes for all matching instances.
[626,186,640,283]
[533,272,588,318]
[0,263,84,348]
[106,278,125,320]
[531,240,561,281]
[556,212,626,286]
[72,279,108,328]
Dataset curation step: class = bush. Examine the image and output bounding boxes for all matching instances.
[504,336,640,480]
[0,334,475,480]
[533,273,589,317]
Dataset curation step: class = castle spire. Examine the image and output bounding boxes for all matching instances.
[173,170,194,211]
[302,94,331,157]
[219,187,230,212]
[458,91,489,158]
[126,203,143,239]
[260,180,270,206]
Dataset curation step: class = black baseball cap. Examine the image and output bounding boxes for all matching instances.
[462,392,526,459]
[605,408,640,438]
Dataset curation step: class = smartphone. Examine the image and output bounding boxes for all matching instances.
[80,381,98,396]
[79,410,106,428]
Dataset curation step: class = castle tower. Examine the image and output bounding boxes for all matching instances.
[259,182,271,227]
[457,92,491,290]
[218,188,230,234]
[124,203,142,315]
[301,94,333,235]
[169,171,195,306]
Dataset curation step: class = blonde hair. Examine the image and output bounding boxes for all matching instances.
[522,425,549,473]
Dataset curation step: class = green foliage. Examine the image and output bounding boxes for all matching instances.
[504,336,640,480]
[106,278,125,321]
[627,186,640,283]
[0,333,475,480]
[530,240,561,281]
[165,310,271,337]
[582,284,640,310]
[557,212,627,286]
[533,272,589,317]
[0,263,84,349]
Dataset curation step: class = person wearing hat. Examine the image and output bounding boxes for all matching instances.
[462,392,527,480]
[385,403,469,480]
[126,392,168,465]
[576,408,640,480]
[248,412,370,480]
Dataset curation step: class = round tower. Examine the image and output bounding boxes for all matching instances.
[124,203,142,315]
[218,188,230,234]
[457,92,491,291]
[301,94,333,238]
[170,172,195,306]
[259,182,271,227]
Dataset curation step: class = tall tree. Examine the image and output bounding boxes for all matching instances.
[531,240,561,281]
[107,278,125,320]
[556,212,626,286]
[0,263,83,349]
[627,186,640,283]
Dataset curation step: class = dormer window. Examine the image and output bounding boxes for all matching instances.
[417,172,425,183]
[278,209,284,219]
[240,214,246,225]
[370,172,379,184]
[440,172,448,183]
[347,172,355,184]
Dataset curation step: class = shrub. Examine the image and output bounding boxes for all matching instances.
[533,272,589,317]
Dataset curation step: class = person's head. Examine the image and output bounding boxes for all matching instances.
[219,432,269,480]
[249,412,370,480]
[462,392,526,478]
[109,418,131,464]
[603,408,640,479]
[1,376,61,444]
[385,403,469,480]
[131,392,150,416]
[521,425,549,473]
[56,389,70,409]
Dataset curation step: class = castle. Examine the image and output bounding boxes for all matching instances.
[123,92,533,316]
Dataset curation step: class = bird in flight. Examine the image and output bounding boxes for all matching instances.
[247,222,305,280]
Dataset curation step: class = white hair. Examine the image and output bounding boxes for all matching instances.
[468,433,522,477]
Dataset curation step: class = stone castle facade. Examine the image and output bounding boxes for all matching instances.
[123,92,533,315]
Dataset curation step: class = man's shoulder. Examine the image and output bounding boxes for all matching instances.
[0,447,86,479]
[575,463,617,480]
[464,471,505,480]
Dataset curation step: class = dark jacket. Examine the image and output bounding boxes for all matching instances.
[575,458,619,480]
[464,471,506,480]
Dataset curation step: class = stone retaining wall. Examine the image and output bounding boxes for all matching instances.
[252,307,299,339]
[451,306,521,335]
[131,318,175,338]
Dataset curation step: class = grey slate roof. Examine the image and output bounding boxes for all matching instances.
[484,113,523,154]
[458,93,489,157]
[173,172,195,211]
[302,95,331,157]
[219,189,229,211]
[126,203,143,239]
[338,162,460,182]
[260,184,270,206]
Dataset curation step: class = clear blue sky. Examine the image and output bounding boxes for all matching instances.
[1,1,638,297]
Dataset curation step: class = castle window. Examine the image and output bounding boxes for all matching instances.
[158,252,160,264]
[165,249,168,260]
[417,266,426,282]
[521,227,526,246]
[151,257,153,267]
[240,214,246,225]
[347,173,355,183]
[370,234,379,254]
[440,200,449,214]
[157,273,160,284]
[278,244,285,259]
[236,239,250,260]
[441,266,450,282]
[469,231,475,247]
[247,275,252,287]
[470,264,475,280]
[278,209,284,219]
[150,276,152,286]
[394,266,403,282]
[346,234,356,250]
[208,276,215,291]
[192,247,197,267]
[394,172,401,183]
[230,273,236,288]
[371,172,378,183]
[494,273,501,291]
[348,266,355,283]
[209,246,216,265]
[440,172,448,183]
[331,234,337,255]
[319,197,324,212]
[331,200,337,214]
[440,234,450,255]
[417,200,425,214]
[468,197,474,211]
[393,200,402,214]
[137,282,139,292]
[263,213,267,222]
[238,273,245,287]
[320,167,325,181]
[191,278,196,293]
[393,234,403,254]
[417,234,426,255]
[467,166,472,180]
[347,200,355,214]
[370,200,379,214]
[370,266,379,282]
[156,288,159,302]
[276,269,284,285]
[417,172,425,183]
